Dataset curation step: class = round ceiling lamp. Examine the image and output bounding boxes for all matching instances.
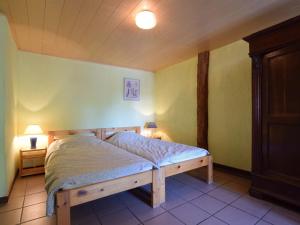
[135,10,156,30]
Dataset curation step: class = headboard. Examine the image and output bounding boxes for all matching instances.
[48,128,102,145]
[101,126,141,140]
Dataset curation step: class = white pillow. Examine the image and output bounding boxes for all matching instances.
[54,132,95,140]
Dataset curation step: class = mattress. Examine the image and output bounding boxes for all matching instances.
[106,132,209,168]
[45,136,153,216]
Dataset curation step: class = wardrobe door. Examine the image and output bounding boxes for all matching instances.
[261,42,300,192]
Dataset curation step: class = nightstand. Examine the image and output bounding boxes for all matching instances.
[20,148,47,176]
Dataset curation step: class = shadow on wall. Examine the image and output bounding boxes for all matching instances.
[155,94,197,146]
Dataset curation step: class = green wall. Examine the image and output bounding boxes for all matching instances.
[155,57,197,146]
[17,51,155,135]
[0,14,18,197]
[0,15,6,197]
[155,40,252,171]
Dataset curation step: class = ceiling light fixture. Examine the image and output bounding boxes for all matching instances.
[135,10,156,30]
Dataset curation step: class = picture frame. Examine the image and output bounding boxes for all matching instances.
[124,78,140,101]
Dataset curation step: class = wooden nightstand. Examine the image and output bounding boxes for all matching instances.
[20,148,47,176]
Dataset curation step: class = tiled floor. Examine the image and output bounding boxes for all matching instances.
[1,169,300,225]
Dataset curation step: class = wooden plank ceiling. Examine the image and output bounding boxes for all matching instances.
[0,0,299,71]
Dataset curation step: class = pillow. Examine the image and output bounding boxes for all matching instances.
[103,130,136,140]
[54,132,95,140]
[73,132,96,137]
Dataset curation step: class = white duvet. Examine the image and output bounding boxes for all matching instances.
[106,132,209,168]
[45,136,153,216]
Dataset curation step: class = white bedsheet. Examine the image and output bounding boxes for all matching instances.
[45,136,153,216]
[106,132,209,168]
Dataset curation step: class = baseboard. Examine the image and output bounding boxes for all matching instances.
[0,169,19,204]
[213,163,251,179]
[0,196,9,204]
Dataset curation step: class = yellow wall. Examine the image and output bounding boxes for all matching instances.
[17,52,155,140]
[208,40,252,171]
[0,14,18,196]
[155,40,252,171]
[155,57,197,146]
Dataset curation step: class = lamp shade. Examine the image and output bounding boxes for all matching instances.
[145,122,157,129]
[24,125,43,135]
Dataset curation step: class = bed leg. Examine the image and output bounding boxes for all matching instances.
[207,155,213,184]
[56,191,70,225]
[152,168,165,207]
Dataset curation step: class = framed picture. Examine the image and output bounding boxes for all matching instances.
[124,78,140,101]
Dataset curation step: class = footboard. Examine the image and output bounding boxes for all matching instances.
[164,155,213,183]
[56,170,164,225]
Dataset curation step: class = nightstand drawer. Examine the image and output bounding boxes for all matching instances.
[23,158,44,168]
[21,166,45,176]
[21,149,46,159]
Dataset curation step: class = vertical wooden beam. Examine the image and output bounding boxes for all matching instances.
[152,168,165,207]
[207,155,213,184]
[197,51,209,149]
[56,191,71,225]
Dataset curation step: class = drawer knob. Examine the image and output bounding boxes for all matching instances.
[100,188,104,192]
[200,160,203,163]
[78,190,87,196]
[134,180,138,184]
[177,165,181,169]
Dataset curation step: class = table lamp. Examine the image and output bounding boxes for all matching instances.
[145,122,157,138]
[24,125,43,149]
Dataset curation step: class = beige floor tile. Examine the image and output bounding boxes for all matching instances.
[25,184,46,195]
[25,175,45,195]
[0,196,24,213]
[14,177,27,187]
[21,202,46,223]
[188,168,208,180]
[24,192,47,207]
[21,216,56,225]
[10,187,26,198]
[213,175,232,185]
[214,172,237,182]
[6,170,299,225]
[223,181,250,194]
[26,175,45,185]
[0,208,22,225]
[10,179,27,198]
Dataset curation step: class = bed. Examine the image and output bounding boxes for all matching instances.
[102,126,213,203]
[46,129,165,225]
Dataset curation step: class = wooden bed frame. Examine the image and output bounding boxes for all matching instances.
[101,126,214,203]
[48,128,164,225]
[48,127,213,225]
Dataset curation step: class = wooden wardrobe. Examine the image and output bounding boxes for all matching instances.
[244,16,300,207]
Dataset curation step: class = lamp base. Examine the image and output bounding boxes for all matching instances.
[30,137,37,149]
